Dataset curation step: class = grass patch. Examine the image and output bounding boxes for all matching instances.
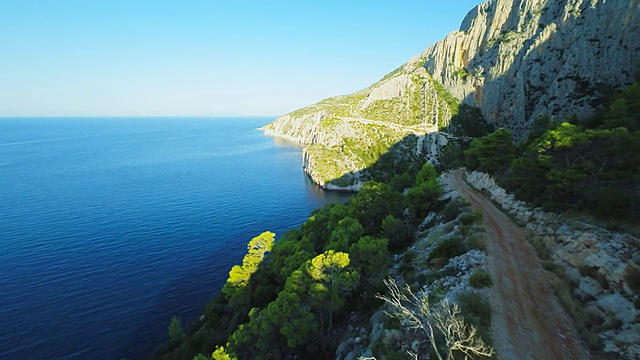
[464,231,487,251]
[468,270,493,288]
[456,291,492,345]
[428,237,466,268]
[460,210,483,225]
[527,234,551,261]
[552,278,603,349]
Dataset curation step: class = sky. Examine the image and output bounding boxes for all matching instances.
[0,1,482,117]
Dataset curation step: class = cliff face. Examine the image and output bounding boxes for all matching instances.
[423,0,640,140]
[262,58,458,188]
[263,0,640,185]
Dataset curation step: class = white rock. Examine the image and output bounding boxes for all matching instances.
[579,276,603,298]
[615,326,640,345]
[597,293,636,321]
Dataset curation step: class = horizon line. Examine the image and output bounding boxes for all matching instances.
[0,115,281,119]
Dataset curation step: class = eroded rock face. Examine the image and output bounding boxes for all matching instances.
[261,63,451,188]
[263,0,640,187]
[422,0,640,141]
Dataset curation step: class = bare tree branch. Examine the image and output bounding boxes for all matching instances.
[376,278,494,360]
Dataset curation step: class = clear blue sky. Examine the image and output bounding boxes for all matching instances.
[0,1,482,117]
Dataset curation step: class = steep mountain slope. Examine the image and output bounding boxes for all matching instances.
[263,57,459,189]
[263,0,640,186]
[261,57,460,188]
[422,0,640,141]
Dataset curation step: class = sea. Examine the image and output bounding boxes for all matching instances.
[0,117,350,359]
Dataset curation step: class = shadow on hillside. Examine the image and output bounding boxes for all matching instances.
[327,133,423,188]
[326,102,491,188]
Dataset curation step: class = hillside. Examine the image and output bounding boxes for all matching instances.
[151,1,640,359]
[263,0,640,187]
[261,56,462,189]
[422,0,640,140]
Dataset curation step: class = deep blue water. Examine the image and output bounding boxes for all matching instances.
[0,117,349,360]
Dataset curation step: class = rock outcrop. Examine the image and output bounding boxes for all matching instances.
[261,58,458,188]
[263,0,640,185]
[422,0,640,141]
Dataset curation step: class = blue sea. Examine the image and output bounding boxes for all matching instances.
[0,117,349,359]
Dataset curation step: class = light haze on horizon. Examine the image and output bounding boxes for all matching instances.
[0,1,482,117]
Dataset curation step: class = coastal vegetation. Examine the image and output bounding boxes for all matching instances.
[462,76,640,223]
[151,155,498,359]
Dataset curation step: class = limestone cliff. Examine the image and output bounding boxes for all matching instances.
[422,0,640,140]
[263,0,640,185]
[262,57,459,188]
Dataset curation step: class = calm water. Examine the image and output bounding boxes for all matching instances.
[0,117,349,359]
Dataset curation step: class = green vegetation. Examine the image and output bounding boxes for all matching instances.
[266,58,470,187]
[407,163,444,218]
[168,316,184,343]
[463,77,640,223]
[465,128,516,175]
[515,80,639,221]
[488,30,519,46]
[221,232,275,306]
[456,291,493,345]
[428,237,466,268]
[378,278,494,360]
[455,67,471,82]
[149,54,640,360]
[468,270,493,288]
[153,158,448,360]
[552,278,602,348]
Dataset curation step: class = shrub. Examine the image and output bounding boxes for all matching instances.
[468,270,493,288]
[381,215,415,252]
[407,178,443,218]
[168,316,184,342]
[552,278,602,348]
[456,291,491,328]
[440,197,467,223]
[460,210,483,225]
[465,128,515,174]
[428,238,466,268]
[456,291,492,344]
[464,232,487,251]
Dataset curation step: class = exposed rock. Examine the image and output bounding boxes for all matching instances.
[597,293,636,321]
[615,325,640,345]
[422,0,640,141]
[263,0,640,187]
[465,170,640,358]
[338,186,490,358]
[261,64,450,187]
[577,276,603,299]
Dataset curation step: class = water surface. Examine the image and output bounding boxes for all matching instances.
[0,117,349,359]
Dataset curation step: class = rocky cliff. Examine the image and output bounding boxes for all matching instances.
[261,57,460,188]
[423,0,640,141]
[263,0,640,185]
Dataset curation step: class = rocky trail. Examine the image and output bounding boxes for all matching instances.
[449,170,591,360]
[338,116,437,135]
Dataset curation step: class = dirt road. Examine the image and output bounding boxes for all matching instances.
[449,170,590,360]
[338,116,437,135]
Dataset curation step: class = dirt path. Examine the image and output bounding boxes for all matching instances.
[449,170,590,360]
[338,116,437,135]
